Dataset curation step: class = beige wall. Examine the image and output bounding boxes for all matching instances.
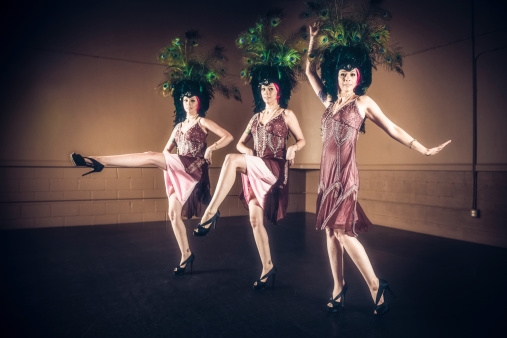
[0,167,305,229]
[305,170,507,248]
[1,0,506,247]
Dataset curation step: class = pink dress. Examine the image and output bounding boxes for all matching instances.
[240,111,290,224]
[316,99,372,236]
[164,119,211,218]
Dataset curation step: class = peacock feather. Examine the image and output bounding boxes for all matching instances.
[302,0,404,76]
[236,9,308,85]
[158,31,241,101]
[236,9,309,113]
[158,30,241,124]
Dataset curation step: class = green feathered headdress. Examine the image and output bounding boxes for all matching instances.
[302,0,404,97]
[236,9,308,113]
[158,30,241,125]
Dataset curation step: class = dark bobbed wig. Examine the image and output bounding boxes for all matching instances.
[172,80,212,125]
[250,65,297,113]
[320,46,372,100]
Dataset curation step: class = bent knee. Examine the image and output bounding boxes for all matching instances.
[224,153,243,167]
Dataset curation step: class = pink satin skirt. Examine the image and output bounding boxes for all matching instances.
[241,154,277,208]
[163,153,198,206]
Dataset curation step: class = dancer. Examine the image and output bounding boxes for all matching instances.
[71,31,240,276]
[193,11,307,289]
[303,2,450,315]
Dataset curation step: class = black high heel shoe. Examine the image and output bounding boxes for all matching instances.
[253,266,277,290]
[374,278,397,316]
[70,152,104,176]
[173,252,195,276]
[193,210,220,237]
[327,284,348,312]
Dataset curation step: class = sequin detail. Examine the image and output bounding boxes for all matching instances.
[240,111,290,224]
[316,99,371,236]
[250,111,288,159]
[165,119,211,218]
[175,120,207,158]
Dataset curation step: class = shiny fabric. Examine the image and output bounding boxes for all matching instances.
[240,111,289,224]
[241,155,278,212]
[163,153,198,206]
[164,120,211,218]
[316,100,372,236]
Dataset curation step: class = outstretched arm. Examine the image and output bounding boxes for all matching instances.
[283,110,306,165]
[306,22,332,108]
[360,95,451,156]
[200,118,234,165]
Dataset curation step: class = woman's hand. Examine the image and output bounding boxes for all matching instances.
[243,148,254,156]
[286,145,297,166]
[204,148,213,164]
[424,140,452,156]
[309,21,320,37]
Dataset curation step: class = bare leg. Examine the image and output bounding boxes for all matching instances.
[248,197,274,281]
[87,152,167,170]
[335,229,384,310]
[326,228,345,307]
[200,154,247,224]
[168,193,192,268]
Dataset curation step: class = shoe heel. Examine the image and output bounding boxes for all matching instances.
[213,210,220,230]
[271,274,276,289]
[82,169,96,176]
[173,253,195,276]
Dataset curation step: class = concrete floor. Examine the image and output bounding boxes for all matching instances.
[1,213,506,337]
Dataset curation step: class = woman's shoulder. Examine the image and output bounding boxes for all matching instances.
[195,117,209,133]
[356,95,373,104]
[282,108,294,115]
[250,113,260,120]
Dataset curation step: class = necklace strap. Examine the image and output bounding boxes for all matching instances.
[264,105,280,114]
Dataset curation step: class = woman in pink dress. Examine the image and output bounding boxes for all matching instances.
[193,70,305,289]
[193,13,307,289]
[305,19,450,315]
[70,32,239,276]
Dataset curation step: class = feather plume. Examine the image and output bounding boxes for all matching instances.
[301,0,404,76]
[158,31,241,125]
[237,10,307,112]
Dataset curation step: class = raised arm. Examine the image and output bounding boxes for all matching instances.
[200,118,234,165]
[283,110,306,165]
[359,95,451,156]
[236,116,255,156]
[306,23,332,108]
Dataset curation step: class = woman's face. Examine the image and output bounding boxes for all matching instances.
[260,83,279,104]
[337,68,358,92]
[182,96,199,114]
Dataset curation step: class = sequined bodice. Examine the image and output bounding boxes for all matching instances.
[250,111,288,159]
[174,121,207,158]
[321,100,364,146]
